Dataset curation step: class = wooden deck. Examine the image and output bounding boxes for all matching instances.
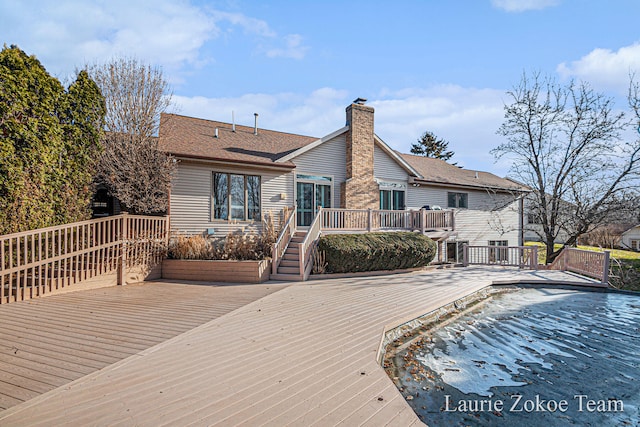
[0,267,600,426]
[0,280,285,412]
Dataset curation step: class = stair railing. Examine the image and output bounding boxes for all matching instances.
[299,207,323,281]
[271,207,297,275]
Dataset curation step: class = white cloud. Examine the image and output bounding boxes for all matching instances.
[1,0,216,80]
[0,0,309,83]
[210,10,276,38]
[557,42,640,90]
[173,85,510,175]
[491,0,559,12]
[266,34,309,60]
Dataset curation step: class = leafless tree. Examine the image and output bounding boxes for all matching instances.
[88,57,176,215]
[493,72,640,263]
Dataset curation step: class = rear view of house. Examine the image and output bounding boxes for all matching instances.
[158,99,528,277]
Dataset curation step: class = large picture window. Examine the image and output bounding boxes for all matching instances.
[213,173,261,221]
[447,192,468,209]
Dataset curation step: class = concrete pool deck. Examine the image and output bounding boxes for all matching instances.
[0,266,601,426]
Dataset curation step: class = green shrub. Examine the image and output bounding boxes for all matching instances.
[317,232,436,274]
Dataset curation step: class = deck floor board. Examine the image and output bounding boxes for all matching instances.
[0,281,284,411]
[0,267,599,424]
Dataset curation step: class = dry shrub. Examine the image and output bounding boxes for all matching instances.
[168,235,214,260]
[168,207,292,261]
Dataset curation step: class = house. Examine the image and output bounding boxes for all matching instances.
[158,99,528,278]
[522,193,571,244]
[621,225,640,251]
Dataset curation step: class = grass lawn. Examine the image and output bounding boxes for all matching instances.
[525,241,640,291]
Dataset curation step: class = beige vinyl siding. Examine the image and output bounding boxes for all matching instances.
[454,201,520,246]
[622,226,640,250]
[292,133,346,208]
[169,161,293,236]
[373,144,409,181]
[408,185,521,246]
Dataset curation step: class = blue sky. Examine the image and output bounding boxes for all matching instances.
[2,0,640,175]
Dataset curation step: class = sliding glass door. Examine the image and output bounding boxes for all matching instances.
[296,176,332,226]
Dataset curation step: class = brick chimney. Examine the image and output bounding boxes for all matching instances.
[341,99,379,209]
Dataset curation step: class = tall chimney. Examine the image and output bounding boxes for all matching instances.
[341,99,379,209]
[254,113,259,135]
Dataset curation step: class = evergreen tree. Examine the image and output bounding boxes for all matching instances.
[0,45,105,233]
[410,131,455,162]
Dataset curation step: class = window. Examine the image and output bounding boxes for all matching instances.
[380,190,405,210]
[489,240,508,262]
[448,192,468,208]
[213,173,261,221]
[631,240,640,251]
[527,213,539,224]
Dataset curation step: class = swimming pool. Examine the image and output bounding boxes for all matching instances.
[386,286,640,426]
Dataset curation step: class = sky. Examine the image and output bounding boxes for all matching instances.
[2,0,640,176]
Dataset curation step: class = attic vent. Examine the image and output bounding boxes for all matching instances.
[353,97,367,105]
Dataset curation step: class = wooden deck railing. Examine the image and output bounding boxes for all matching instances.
[299,207,323,281]
[319,208,454,233]
[0,214,168,304]
[463,245,538,269]
[272,207,296,275]
[546,247,610,284]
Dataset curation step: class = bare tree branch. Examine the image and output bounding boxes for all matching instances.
[493,72,640,263]
[88,57,176,215]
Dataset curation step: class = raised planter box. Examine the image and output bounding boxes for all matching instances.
[162,259,271,283]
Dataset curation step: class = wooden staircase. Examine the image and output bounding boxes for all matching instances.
[270,231,306,281]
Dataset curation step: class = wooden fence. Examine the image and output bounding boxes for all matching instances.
[546,247,610,284]
[463,245,538,269]
[0,214,169,304]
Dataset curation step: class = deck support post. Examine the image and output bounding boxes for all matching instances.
[462,243,468,267]
[602,250,611,285]
[117,213,128,286]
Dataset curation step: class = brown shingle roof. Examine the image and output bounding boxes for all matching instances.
[158,113,318,168]
[399,152,528,192]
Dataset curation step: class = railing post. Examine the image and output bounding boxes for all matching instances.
[298,242,304,280]
[367,209,372,232]
[602,250,611,285]
[117,213,128,286]
[272,243,278,275]
[532,246,538,270]
[463,243,468,267]
[421,209,426,234]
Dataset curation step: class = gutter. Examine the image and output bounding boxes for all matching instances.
[167,154,297,171]
[409,177,531,194]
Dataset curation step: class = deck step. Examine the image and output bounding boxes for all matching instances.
[282,253,298,261]
[269,273,303,281]
[285,246,300,254]
[279,260,299,268]
[278,266,301,275]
